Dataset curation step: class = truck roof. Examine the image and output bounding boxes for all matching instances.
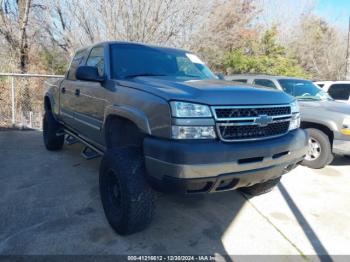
[315,80,350,84]
[75,41,190,55]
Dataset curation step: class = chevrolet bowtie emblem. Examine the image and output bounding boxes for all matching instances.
[255,115,273,127]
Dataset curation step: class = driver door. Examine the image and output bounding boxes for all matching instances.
[73,46,106,144]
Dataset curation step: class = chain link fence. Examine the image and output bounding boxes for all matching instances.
[0,73,64,130]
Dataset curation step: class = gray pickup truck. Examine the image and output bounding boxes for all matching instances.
[44,42,307,234]
[227,74,350,169]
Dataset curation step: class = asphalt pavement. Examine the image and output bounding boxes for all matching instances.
[0,130,349,260]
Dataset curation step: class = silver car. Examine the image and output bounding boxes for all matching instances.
[226,74,350,169]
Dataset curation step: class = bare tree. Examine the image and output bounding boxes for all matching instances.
[190,0,259,69]
[43,0,205,57]
[257,0,316,42]
[289,16,347,80]
[0,0,33,72]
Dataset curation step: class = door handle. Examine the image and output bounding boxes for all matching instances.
[75,89,80,96]
[61,87,66,94]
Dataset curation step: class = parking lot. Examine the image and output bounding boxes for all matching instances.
[0,130,349,259]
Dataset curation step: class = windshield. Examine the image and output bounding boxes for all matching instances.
[278,79,332,101]
[110,44,217,80]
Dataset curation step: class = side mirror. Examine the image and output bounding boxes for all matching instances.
[76,66,104,82]
[216,73,225,80]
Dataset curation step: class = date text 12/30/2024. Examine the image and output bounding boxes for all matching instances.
[127,256,216,261]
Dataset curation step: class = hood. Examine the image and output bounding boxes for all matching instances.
[299,100,350,115]
[118,77,293,105]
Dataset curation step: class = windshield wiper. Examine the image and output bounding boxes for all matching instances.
[182,74,201,78]
[296,96,321,101]
[124,73,167,78]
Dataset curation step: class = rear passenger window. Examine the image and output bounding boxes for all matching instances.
[232,79,248,83]
[67,50,86,80]
[253,79,277,89]
[328,84,350,100]
[86,46,105,77]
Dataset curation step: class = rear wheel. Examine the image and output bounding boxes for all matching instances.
[301,128,333,169]
[99,147,155,235]
[43,110,64,151]
[239,177,281,196]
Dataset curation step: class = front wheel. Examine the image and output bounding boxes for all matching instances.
[99,147,155,235]
[239,177,281,196]
[301,128,333,169]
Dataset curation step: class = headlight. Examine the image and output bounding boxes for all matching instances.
[170,101,212,118]
[289,100,301,131]
[290,100,300,114]
[341,118,350,135]
[172,126,216,139]
[289,114,301,131]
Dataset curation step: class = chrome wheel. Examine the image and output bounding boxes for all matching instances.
[305,137,321,161]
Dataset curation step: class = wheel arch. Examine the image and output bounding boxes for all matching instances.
[44,93,60,121]
[103,106,151,149]
[44,95,52,111]
[301,121,334,146]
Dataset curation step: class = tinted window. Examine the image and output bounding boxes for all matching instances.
[253,79,277,89]
[86,46,105,77]
[316,83,324,88]
[278,79,331,101]
[176,56,205,77]
[232,79,248,83]
[328,84,350,100]
[67,50,86,80]
[110,44,217,80]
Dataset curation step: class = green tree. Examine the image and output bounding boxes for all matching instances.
[224,27,310,78]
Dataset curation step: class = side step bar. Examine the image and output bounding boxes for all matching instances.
[81,146,100,160]
[65,135,79,145]
[64,129,104,159]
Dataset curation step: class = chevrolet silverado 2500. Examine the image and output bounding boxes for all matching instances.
[44,42,308,234]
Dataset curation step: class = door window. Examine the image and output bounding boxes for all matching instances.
[67,49,86,80]
[328,84,350,101]
[253,79,277,89]
[86,46,105,77]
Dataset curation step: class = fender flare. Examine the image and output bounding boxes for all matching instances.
[301,117,338,133]
[103,105,152,135]
[44,92,54,109]
[44,92,59,121]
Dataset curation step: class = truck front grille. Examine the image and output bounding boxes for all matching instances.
[215,106,291,119]
[218,121,290,140]
[212,105,292,142]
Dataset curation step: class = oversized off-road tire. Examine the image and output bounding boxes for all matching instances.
[99,147,155,235]
[43,111,64,151]
[301,128,333,169]
[239,177,281,196]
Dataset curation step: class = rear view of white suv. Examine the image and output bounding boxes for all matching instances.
[315,81,350,104]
